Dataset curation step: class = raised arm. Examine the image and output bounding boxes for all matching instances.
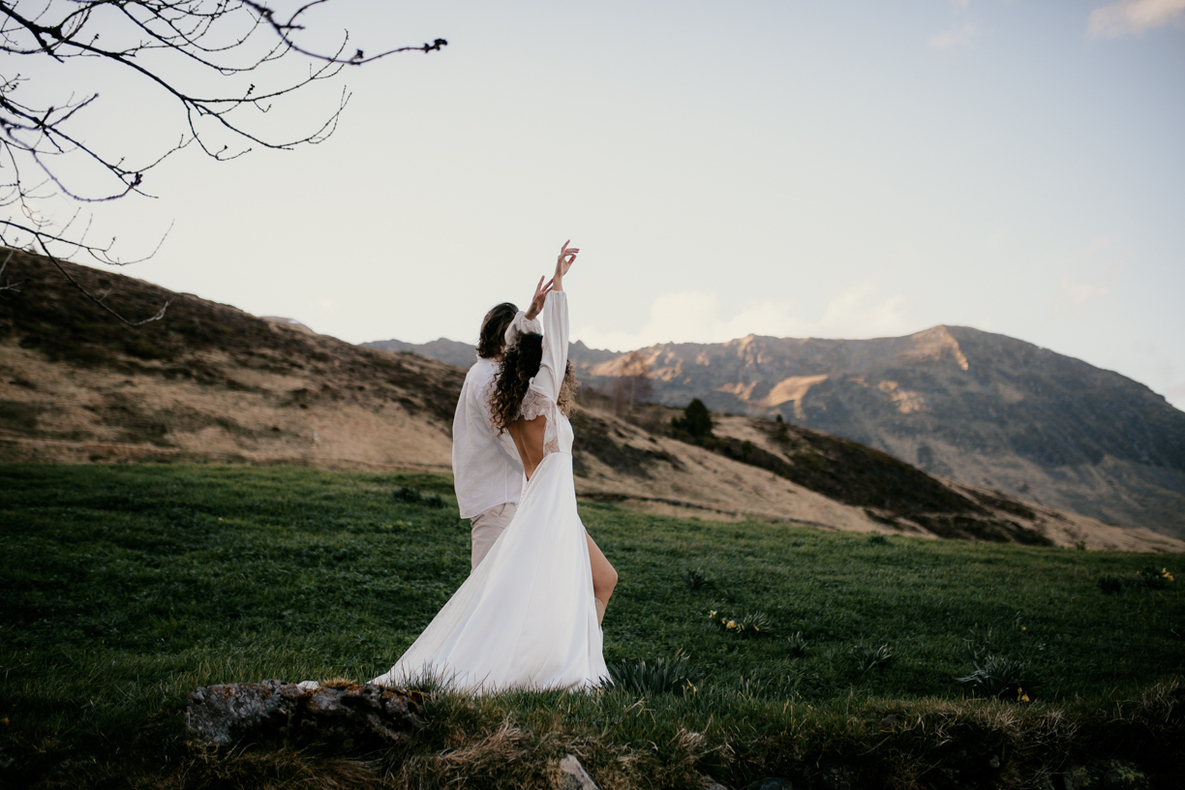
[504,273,555,347]
[531,242,577,402]
[552,240,578,292]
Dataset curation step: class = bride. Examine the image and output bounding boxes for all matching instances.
[371,241,617,692]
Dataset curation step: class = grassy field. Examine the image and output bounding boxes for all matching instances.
[1,464,1182,789]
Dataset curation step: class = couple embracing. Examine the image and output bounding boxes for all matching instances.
[370,242,617,692]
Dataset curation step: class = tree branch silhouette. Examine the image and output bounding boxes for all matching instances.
[0,0,445,325]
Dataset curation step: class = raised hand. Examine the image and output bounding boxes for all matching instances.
[553,240,579,290]
[525,275,554,320]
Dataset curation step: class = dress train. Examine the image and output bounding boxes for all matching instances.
[371,451,607,692]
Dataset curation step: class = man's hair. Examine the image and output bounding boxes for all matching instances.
[477,302,519,359]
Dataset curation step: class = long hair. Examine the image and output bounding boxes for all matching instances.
[489,333,576,434]
[476,302,518,359]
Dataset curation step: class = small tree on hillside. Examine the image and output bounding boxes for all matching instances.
[671,398,713,440]
[611,350,653,416]
[773,412,790,445]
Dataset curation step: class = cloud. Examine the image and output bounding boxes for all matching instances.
[572,283,912,352]
[815,283,911,337]
[1163,382,1185,410]
[1056,276,1109,308]
[929,23,977,49]
[1088,0,1185,38]
[1051,235,1123,316]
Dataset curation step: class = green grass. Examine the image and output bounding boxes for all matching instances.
[1,464,1182,788]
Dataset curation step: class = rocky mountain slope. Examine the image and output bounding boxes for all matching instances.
[371,327,1185,540]
[366,337,477,369]
[3,249,1181,552]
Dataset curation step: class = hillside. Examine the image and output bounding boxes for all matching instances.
[371,327,1185,540]
[0,250,464,472]
[2,249,1180,552]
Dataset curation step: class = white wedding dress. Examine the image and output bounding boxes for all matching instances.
[371,290,608,692]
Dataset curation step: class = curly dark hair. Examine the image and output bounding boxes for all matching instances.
[476,302,519,360]
[489,333,576,434]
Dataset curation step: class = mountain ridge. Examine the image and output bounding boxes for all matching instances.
[366,324,1185,538]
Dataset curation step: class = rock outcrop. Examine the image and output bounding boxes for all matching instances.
[186,680,427,748]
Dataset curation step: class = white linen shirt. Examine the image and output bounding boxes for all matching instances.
[451,312,541,518]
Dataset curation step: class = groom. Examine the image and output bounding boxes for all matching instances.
[452,282,549,570]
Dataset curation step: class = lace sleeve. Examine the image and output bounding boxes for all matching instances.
[519,387,553,421]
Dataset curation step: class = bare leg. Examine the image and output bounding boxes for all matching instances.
[585,531,618,626]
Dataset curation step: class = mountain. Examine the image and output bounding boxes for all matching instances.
[367,327,1185,540]
[366,337,477,369]
[3,248,1181,552]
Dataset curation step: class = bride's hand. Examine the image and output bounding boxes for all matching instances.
[525,276,554,320]
[553,240,578,290]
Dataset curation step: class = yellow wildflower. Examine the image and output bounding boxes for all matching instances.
[1017,687,1030,702]
[727,620,737,629]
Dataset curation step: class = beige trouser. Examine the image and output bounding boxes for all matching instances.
[470,502,517,570]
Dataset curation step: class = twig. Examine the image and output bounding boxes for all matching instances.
[0,0,447,294]
[0,247,24,292]
[35,238,172,326]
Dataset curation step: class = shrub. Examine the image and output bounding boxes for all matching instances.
[867,533,889,546]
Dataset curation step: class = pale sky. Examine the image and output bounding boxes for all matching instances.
[13,0,1185,408]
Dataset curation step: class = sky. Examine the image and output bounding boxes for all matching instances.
[11,0,1185,408]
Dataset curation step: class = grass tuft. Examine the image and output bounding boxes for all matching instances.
[681,567,713,591]
[608,654,694,696]
[955,655,1039,702]
[851,643,895,671]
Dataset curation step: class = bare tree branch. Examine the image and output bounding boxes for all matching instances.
[0,0,444,324]
[0,246,24,292]
[37,237,173,327]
